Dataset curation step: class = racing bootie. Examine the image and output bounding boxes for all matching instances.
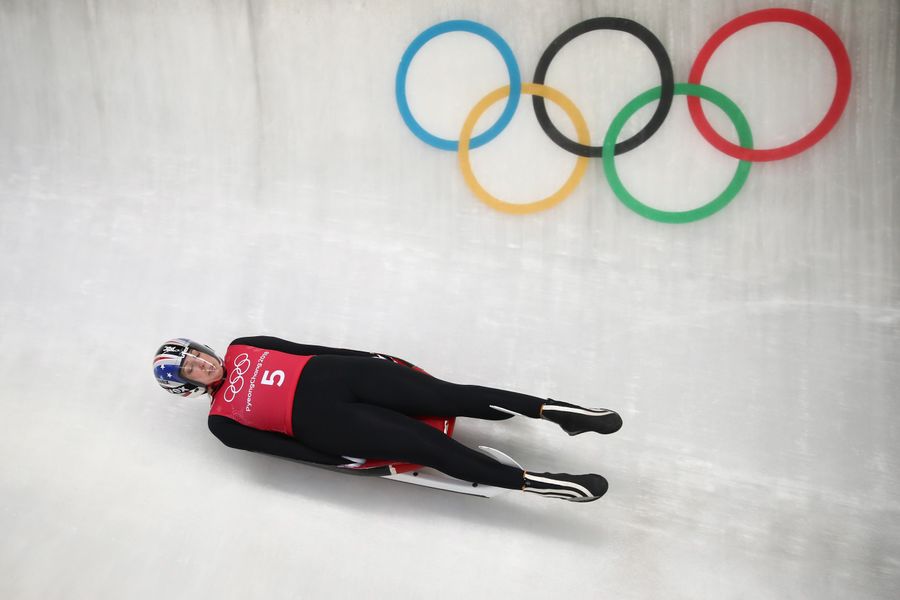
[540,399,623,436]
[522,471,608,502]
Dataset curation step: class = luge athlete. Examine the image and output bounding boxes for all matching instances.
[152,336,622,502]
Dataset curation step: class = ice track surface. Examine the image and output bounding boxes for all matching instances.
[0,1,898,599]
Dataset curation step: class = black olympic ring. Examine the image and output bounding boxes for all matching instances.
[531,17,675,158]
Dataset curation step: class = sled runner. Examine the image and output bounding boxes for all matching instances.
[332,415,523,498]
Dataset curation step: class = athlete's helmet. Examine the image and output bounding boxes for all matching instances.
[153,338,223,397]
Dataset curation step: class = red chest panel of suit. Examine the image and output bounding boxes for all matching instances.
[209,344,311,436]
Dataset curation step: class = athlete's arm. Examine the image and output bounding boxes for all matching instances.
[208,415,346,466]
[230,336,374,358]
[230,335,418,368]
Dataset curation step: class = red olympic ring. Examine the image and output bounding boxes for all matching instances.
[687,8,852,162]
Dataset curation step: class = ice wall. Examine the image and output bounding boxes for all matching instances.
[0,1,897,599]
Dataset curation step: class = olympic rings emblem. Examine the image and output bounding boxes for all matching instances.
[223,353,251,403]
[395,9,852,222]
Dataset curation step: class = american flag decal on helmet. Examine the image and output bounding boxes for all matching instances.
[152,337,206,398]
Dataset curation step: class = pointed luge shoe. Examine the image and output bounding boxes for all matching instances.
[541,399,623,436]
[522,471,608,502]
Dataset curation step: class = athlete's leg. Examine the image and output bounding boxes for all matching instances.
[294,357,610,498]
[337,355,545,419]
[294,365,525,488]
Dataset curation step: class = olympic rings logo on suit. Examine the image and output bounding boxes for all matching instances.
[223,353,251,403]
[395,9,852,222]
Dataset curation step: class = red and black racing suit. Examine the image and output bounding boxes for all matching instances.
[208,336,544,489]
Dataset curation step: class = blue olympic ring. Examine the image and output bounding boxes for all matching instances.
[395,20,521,151]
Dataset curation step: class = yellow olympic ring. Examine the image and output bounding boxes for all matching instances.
[458,83,590,215]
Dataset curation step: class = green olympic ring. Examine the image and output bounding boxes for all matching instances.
[602,83,753,224]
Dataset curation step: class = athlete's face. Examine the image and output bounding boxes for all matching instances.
[181,349,224,386]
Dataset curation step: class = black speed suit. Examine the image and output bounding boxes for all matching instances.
[208,336,545,489]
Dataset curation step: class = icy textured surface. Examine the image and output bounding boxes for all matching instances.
[0,1,897,599]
